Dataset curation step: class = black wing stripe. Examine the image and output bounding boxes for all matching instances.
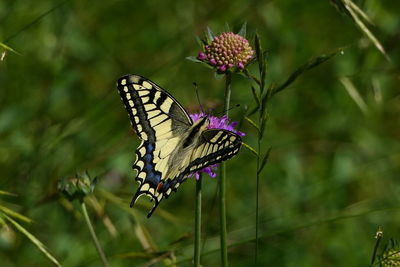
[181,130,242,180]
[158,130,242,197]
[117,74,195,218]
[117,77,156,143]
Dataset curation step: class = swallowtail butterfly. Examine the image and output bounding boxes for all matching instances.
[117,75,241,217]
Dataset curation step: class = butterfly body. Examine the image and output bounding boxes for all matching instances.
[117,74,241,217]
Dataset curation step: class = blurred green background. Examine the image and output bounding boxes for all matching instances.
[1,0,399,266]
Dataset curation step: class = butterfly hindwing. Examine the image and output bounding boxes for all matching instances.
[177,129,242,183]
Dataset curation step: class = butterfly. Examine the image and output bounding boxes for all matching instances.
[117,74,242,217]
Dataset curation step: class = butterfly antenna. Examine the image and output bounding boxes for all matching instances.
[213,104,241,116]
[193,82,204,114]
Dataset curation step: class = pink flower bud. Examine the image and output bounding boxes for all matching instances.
[197,52,207,60]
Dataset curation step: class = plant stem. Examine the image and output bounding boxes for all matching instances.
[370,227,383,266]
[255,137,261,266]
[220,72,231,267]
[81,201,109,267]
[194,175,202,267]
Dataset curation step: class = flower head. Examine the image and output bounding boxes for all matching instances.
[381,239,400,266]
[189,113,245,180]
[381,249,400,266]
[58,172,97,201]
[196,32,254,73]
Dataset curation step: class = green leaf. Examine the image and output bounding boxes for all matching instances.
[254,33,267,93]
[194,35,206,47]
[0,205,32,223]
[186,56,214,70]
[244,116,260,133]
[344,0,374,25]
[206,27,215,43]
[98,189,180,223]
[224,22,231,32]
[0,42,21,55]
[4,214,61,266]
[214,71,224,80]
[259,111,269,139]
[272,48,341,96]
[246,106,258,117]
[265,83,275,99]
[0,190,17,197]
[251,86,261,109]
[258,147,272,174]
[334,0,390,61]
[242,69,261,86]
[242,142,259,158]
[260,84,273,116]
[186,56,202,63]
[115,251,165,259]
[330,0,351,17]
[238,22,247,37]
[254,33,264,75]
[261,51,267,92]
[339,76,369,115]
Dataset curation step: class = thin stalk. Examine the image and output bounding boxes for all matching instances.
[81,201,109,267]
[220,72,231,267]
[255,137,261,266]
[370,228,383,266]
[194,175,202,267]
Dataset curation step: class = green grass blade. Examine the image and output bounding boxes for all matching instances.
[0,205,32,223]
[3,214,62,266]
[0,42,21,55]
[272,49,341,96]
[339,77,369,115]
[242,142,259,158]
[0,190,18,197]
[342,0,390,61]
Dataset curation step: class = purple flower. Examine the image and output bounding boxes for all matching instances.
[196,32,254,73]
[189,113,245,180]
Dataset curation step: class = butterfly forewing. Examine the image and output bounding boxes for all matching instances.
[117,75,192,217]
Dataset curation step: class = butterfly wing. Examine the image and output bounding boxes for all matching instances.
[188,129,242,173]
[164,129,242,191]
[117,74,193,217]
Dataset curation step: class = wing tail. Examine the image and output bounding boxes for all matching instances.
[130,182,164,218]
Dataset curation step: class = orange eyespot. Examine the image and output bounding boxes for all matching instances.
[156,182,164,192]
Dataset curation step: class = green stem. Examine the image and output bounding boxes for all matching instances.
[255,137,261,266]
[370,228,383,266]
[220,72,231,267]
[81,201,109,267]
[194,175,202,267]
